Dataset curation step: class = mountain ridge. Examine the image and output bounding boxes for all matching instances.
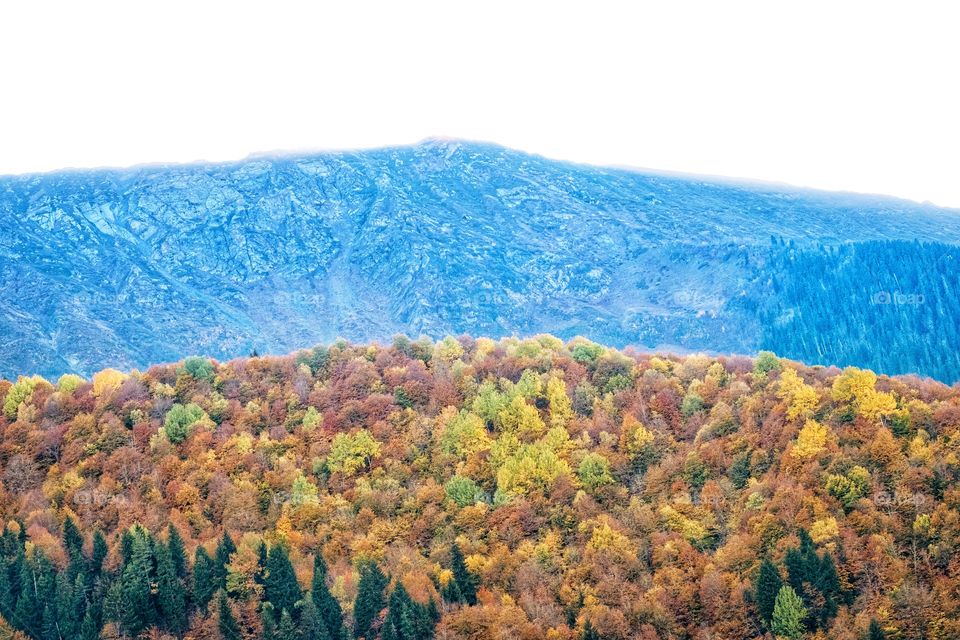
[2,141,960,380]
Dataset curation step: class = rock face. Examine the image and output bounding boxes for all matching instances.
[2,140,960,380]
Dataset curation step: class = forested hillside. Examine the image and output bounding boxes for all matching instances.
[0,336,958,639]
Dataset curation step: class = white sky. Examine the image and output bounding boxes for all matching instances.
[1,1,959,207]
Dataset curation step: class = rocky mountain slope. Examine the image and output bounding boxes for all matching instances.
[2,140,959,380]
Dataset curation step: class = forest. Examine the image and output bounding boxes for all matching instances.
[0,335,958,639]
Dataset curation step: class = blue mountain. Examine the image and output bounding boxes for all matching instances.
[2,140,960,380]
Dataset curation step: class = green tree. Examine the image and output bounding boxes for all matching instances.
[868,618,885,640]
[167,523,188,580]
[444,475,483,507]
[194,546,217,612]
[182,355,215,382]
[218,590,241,639]
[353,562,387,639]
[577,453,614,490]
[312,554,345,640]
[328,430,381,475]
[214,530,237,591]
[156,541,187,633]
[163,402,207,444]
[119,526,156,636]
[755,557,784,625]
[382,582,434,640]
[581,620,600,640]
[771,586,807,639]
[277,608,297,639]
[299,594,331,640]
[264,545,302,624]
[450,543,477,606]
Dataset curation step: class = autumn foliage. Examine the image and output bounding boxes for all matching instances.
[0,336,958,639]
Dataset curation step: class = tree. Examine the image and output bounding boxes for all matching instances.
[168,524,188,580]
[218,590,241,640]
[214,531,237,591]
[264,545,302,624]
[312,554,345,640]
[119,526,156,636]
[277,608,297,639]
[868,618,885,640]
[164,402,207,444]
[194,546,217,612]
[353,562,387,639]
[382,582,434,640]
[581,620,600,640]
[577,452,615,490]
[156,541,187,633]
[755,558,784,626]
[771,586,807,639]
[182,355,216,382]
[299,595,330,640]
[327,430,381,475]
[449,544,477,606]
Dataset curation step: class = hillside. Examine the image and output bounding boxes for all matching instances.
[0,336,958,639]
[2,141,960,381]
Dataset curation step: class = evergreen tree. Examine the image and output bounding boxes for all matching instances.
[214,530,237,591]
[156,541,187,633]
[312,553,346,640]
[63,516,85,583]
[261,604,277,640]
[80,606,100,640]
[90,530,108,586]
[167,523,188,580]
[194,546,217,612]
[754,557,784,625]
[256,540,268,586]
[300,594,331,640]
[868,618,886,640]
[14,552,41,637]
[42,602,58,640]
[449,543,477,606]
[582,620,601,640]
[382,582,433,640]
[218,590,242,640]
[353,562,387,640]
[120,526,156,636]
[277,608,297,639]
[264,545,302,624]
[771,586,807,640]
[0,554,12,619]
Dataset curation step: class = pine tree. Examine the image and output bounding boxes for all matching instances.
[214,531,237,592]
[63,516,85,583]
[382,582,434,640]
[14,552,41,637]
[261,604,277,640]
[299,594,331,640]
[0,555,12,619]
[582,620,601,640]
[167,524,188,580]
[90,530,108,588]
[256,540,268,587]
[277,608,297,639]
[353,562,387,640]
[120,526,156,636]
[156,541,187,633]
[194,546,217,612]
[450,543,477,606]
[264,545,302,624]
[754,557,783,625]
[218,590,242,640]
[80,606,100,640]
[771,585,807,640]
[868,618,885,640]
[312,553,346,640]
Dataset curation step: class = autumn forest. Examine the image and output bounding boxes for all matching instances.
[0,335,957,640]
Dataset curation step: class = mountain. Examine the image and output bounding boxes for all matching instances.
[0,339,958,639]
[2,140,960,381]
